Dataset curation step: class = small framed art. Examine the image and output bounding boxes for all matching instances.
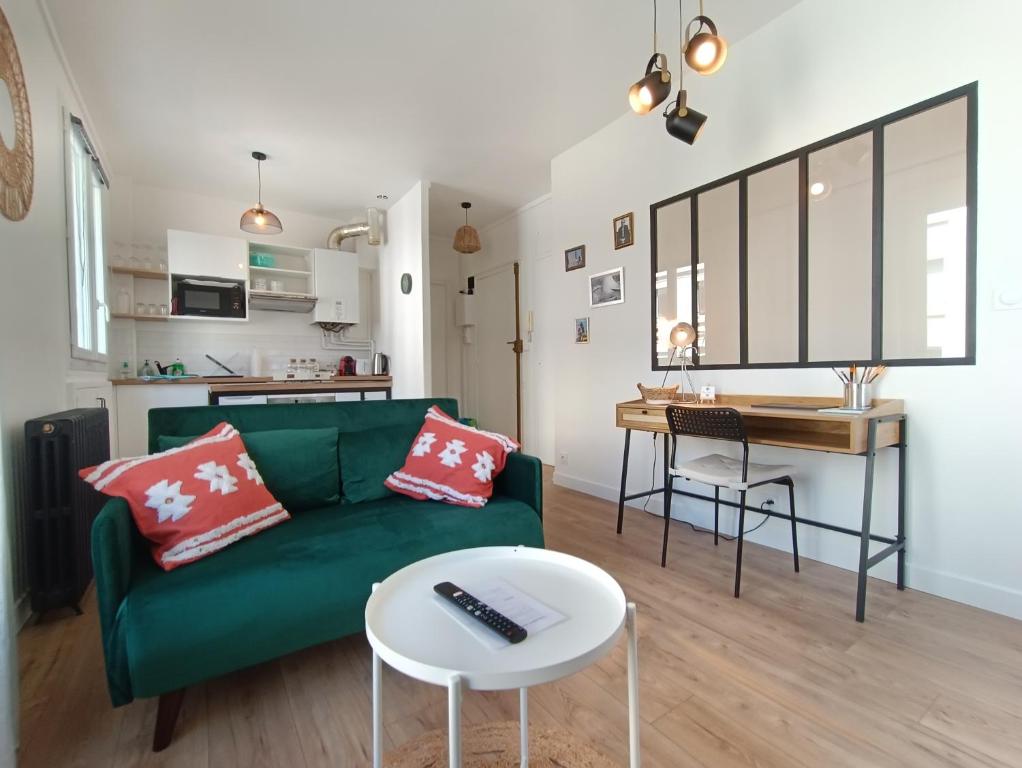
[575,317,590,344]
[590,267,624,308]
[564,244,586,272]
[613,212,634,249]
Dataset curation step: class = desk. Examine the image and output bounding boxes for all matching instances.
[615,395,907,621]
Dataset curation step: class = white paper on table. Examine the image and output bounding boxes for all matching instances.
[433,577,567,651]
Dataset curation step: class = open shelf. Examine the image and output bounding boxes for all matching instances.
[110,266,169,280]
[249,266,312,276]
[111,313,169,322]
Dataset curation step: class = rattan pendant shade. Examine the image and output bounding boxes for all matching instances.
[453,201,481,254]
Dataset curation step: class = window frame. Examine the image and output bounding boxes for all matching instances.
[649,81,978,371]
[65,112,110,363]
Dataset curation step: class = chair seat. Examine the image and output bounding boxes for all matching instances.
[670,453,794,490]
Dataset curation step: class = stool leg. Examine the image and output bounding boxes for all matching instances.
[787,479,800,573]
[661,473,675,568]
[713,486,720,546]
[734,490,747,598]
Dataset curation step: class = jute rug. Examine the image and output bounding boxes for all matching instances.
[385,720,617,767]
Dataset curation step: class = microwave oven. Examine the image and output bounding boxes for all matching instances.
[171,275,246,318]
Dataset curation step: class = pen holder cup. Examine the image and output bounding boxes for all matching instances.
[843,382,872,409]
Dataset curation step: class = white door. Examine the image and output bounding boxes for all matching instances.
[473,265,518,439]
[430,282,449,396]
[527,254,556,464]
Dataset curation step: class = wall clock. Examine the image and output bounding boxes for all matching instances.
[400,273,413,294]
[0,4,33,222]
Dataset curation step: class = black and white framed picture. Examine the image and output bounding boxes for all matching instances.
[613,212,634,249]
[574,317,590,344]
[564,244,586,272]
[590,267,624,308]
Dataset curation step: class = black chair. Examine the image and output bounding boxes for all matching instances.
[663,405,800,597]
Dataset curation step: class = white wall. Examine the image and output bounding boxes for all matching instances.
[0,0,109,758]
[459,196,556,464]
[377,181,431,398]
[547,0,1022,618]
[428,234,464,405]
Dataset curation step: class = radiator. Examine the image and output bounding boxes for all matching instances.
[24,408,110,614]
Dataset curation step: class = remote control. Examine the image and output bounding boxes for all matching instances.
[433,581,528,644]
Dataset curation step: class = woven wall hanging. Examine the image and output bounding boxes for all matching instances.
[0,3,33,221]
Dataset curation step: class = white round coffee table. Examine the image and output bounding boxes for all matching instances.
[365,546,640,768]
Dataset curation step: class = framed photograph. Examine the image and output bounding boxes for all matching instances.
[574,317,590,344]
[613,212,634,250]
[564,244,586,272]
[590,267,624,308]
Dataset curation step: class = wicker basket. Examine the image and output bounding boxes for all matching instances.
[637,383,679,404]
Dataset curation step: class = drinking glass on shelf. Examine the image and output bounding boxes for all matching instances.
[148,304,157,315]
[135,302,145,316]
[159,304,169,316]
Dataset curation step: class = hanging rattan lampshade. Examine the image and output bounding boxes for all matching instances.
[240,151,283,235]
[453,201,481,254]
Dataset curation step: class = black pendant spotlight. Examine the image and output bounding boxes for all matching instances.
[627,0,671,114]
[664,90,708,145]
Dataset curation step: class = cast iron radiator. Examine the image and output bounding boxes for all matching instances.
[24,408,110,614]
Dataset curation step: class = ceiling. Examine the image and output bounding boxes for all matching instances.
[44,0,802,238]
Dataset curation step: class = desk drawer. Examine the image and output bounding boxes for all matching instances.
[617,405,668,433]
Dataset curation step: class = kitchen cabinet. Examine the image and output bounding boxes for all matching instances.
[167,229,248,281]
[115,384,208,457]
[312,249,360,325]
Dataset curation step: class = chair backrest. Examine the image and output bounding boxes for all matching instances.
[665,405,747,444]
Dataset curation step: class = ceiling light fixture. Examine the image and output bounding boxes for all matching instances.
[453,202,481,254]
[628,0,671,114]
[240,151,283,235]
[664,1,707,145]
[683,2,727,75]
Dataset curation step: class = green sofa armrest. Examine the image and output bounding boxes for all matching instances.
[495,452,543,521]
[91,497,147,706]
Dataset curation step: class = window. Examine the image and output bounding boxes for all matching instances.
[650,83,976,370]
[66,113,109,361]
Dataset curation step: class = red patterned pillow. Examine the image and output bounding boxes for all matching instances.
[80,422,290,570]
[384,406,518,508]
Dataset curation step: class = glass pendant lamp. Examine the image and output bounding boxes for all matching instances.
[240,151,283,235]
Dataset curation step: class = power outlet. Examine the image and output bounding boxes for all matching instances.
[559,452,568,465]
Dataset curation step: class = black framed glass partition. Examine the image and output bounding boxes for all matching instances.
[650,82,977,371]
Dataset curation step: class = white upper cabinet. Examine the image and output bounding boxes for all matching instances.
[312,248,360,324]
[167,229,249,281]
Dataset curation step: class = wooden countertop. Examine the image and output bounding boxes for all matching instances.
[209,376,392,394]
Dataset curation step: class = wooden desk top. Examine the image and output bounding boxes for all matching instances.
[616,395,905,455]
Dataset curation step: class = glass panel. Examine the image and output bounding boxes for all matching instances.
[882,97,967,359]
[696,182,740,365]
[70,137,92,352]
[92,175,107,356]
[654,198,693,366]
[747,160,799,363]
[807,132,873,361]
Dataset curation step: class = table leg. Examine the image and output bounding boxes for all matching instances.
[626,602,641,768]
[448,674,463,768]
[520,687,529,767]
[897,416,907,590]
[371,582,383,768]
[855,420,879,622]
[616,429,632,534]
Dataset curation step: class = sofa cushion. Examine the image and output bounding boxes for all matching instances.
[157,427,340,512]
[82,423,290,570]
[118,495,544,698]
[338,422,423,504]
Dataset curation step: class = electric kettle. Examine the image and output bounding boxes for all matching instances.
[372,353,389,375]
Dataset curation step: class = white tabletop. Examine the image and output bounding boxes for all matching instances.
[365,546,627,690]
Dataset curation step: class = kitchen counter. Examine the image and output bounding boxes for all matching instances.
[112,376,274,386]
[209,376,392,396]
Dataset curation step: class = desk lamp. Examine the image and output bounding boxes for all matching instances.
[668,321,698,402]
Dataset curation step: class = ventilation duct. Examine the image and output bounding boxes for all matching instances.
[327,207,383,249]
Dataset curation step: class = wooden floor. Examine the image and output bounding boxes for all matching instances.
[18,470,1022,767]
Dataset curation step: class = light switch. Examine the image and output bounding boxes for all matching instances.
[994,282,1022,311]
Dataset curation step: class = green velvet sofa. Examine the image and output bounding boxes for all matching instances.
[90,398,544,750]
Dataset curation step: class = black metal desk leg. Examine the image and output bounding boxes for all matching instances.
[616,429,632,534]
[897,417,907,590]
[661,435,674,567]
[855,419,879,622]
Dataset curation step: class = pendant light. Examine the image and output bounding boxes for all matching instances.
[683,1,727,75]
[453,202,481,254]
[628,0,671,114]
[240,151,283,235]
[664,1,708,145]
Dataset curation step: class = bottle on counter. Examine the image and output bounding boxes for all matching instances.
[119,361,131,380]
[140,359,156,378]
[170,358,185,376]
